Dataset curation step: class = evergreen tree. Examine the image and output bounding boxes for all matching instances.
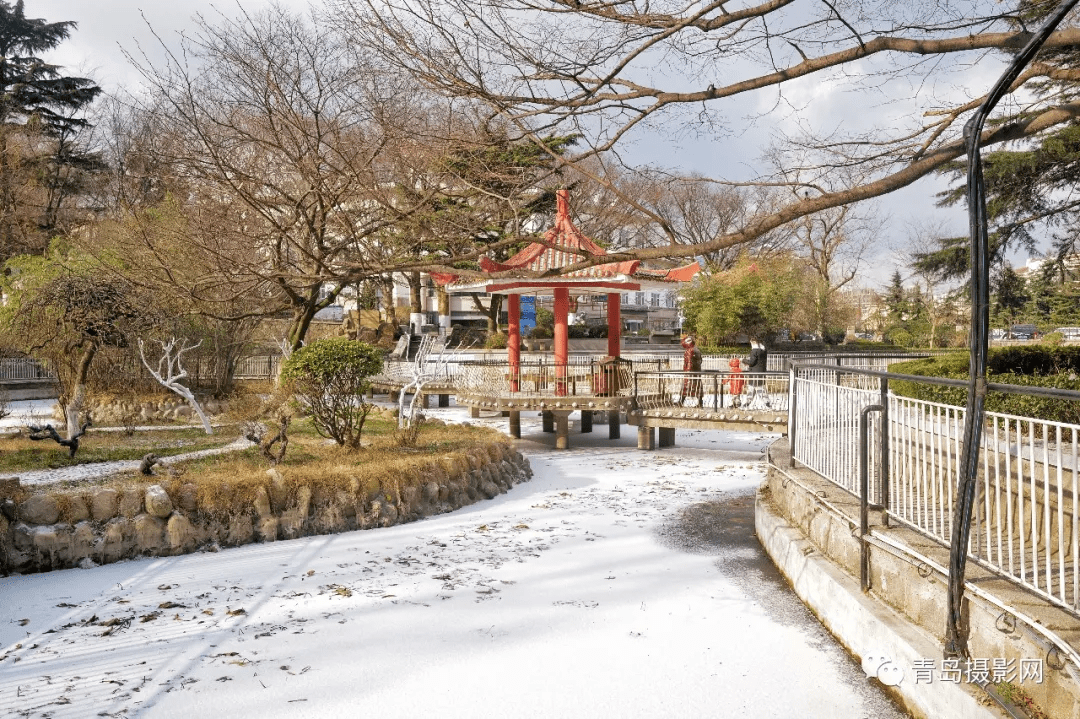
[992,266,1029,328]
[0,1,101,257]
[884,270,907,324]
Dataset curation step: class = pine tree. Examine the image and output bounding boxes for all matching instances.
[992,266,1030,328]
[0,0,101,257]
[884,270,907,323]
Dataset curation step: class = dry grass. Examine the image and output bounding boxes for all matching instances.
[0,427,239,472]
[11,417,513,521]
[169,419,508,516]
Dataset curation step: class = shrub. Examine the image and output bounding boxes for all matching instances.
[1041,331,1064,347]
[887,329,913,347]
[280,338,383,449]
[485,332,508,349]
[890,348,1080,425]
[530,325,552,339]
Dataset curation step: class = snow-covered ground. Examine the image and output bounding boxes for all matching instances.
[0,399,58,429]
[0,404,907,718]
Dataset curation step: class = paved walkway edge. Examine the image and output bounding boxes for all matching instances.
[755,484,1002,719]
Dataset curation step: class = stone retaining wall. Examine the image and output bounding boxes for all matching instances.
[0,442,531,574]
[53,397,234,425]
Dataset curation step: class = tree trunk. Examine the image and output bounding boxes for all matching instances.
[66,343,97,439]
[409,272,422,313]
[380,275,396,324]
[408,271,423,333]
[490,295,502,334]
[437,285,451,335]
[286,305,318,354]
[470,293,503,334]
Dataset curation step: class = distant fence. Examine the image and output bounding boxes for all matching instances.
[231,355,280,380]
[0,358,55,382]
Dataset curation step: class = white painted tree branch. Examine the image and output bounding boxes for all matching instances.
[398,337,454,429]
[138,338,214,435]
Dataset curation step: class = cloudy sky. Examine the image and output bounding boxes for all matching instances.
[33,0,312,91]
[28,0,1016,287]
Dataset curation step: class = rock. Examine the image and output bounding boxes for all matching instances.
[119,490,143,518]
[267,468,288,513]
[178,484,199,512]
[167,514,197,552]
[32,525,66,568]
[279,508,304,539]
[297,485,312,518]
[91,489,118,522]
[227,515,254,546]
[257,517,279,542]
[0,476,20,499]
[480,480,501,500]
[102,519,128,563]
[72,521,96,562]
[134,514,165,552]
[12,522,33,551]
[19,494,59,525]
[67,496,91,523]
[422,482,439,503]
[253,486,273,519]
[145,485,174,519]
[313,504,345,533]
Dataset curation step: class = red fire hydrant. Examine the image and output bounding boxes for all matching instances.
[723,356,744,405]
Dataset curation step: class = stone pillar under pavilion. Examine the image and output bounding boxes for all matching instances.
[434,189,700,449]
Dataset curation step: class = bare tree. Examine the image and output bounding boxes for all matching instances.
[121,6,445,351]
[335,0,1080,269]
[28,419,90,459]
[138,338,213,434]
[907,221,966,347]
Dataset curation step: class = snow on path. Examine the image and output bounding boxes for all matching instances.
[0,406,906,718]
[1,438,255,487]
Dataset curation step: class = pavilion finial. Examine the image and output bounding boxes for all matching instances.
[556,188,570,221]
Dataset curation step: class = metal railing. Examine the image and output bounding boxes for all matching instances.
[231,355,280,380]
[456,359,634,398]
[0,357,54,381]
[790,364,1080,615]
[773,351,942,372]
[633,371,789,412]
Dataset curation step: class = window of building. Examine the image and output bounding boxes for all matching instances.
[634,292,644,305]
[650,292,660,307]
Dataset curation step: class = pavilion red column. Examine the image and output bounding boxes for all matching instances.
[554,288,569,396]
[606,293,622,439]
[606,293,621,358]
[508,294,520,392]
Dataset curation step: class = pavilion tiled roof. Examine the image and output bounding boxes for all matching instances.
[437,189,700,290]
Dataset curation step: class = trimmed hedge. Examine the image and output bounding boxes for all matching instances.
[890,347,1080,425]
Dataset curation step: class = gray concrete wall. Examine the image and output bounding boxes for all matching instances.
[760,438,1080,719]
